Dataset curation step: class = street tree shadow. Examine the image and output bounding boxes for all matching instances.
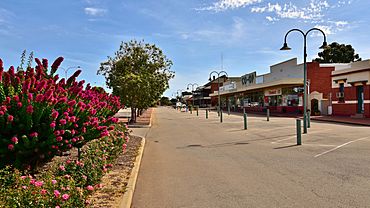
[177,141,249,149]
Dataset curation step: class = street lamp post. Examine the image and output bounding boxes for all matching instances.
[187,84,199,108]
[60,66,81,79]
[177,89,185,102]
[280,28,328,134]
[209,71,228,115]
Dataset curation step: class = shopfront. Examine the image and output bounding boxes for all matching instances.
[263,86,303,113]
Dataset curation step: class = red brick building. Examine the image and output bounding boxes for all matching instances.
[331,60,370,118]
[307,62,335,115]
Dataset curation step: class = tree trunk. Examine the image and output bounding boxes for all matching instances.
[130,107,137,123]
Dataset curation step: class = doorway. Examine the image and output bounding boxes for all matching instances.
[311,99,319,115]
[357,85,364,114]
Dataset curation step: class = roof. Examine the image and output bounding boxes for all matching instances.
[332,59,370,76]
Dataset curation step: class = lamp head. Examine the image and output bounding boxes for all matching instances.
[280,42,291,51]
[319,41,328,49]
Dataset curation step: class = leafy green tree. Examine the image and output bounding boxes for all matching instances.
[170,98,177,105]
[160,96,172,106]
[98,40,174,123]
[313,42,361,63]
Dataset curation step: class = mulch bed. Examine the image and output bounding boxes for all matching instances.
[118,108,153,126]
[89,135,142,207]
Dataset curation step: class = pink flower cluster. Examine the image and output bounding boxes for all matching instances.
[0,57,123,168]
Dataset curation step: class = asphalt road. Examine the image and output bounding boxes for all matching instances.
[132,107,370,208]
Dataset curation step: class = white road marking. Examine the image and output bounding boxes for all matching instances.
[314,137,370,158]
[278,143,337,147]
[271,136,296,144]
[271,129,332,144]
[253,126,295,133]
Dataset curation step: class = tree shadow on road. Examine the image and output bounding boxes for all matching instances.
[177,141,249,149]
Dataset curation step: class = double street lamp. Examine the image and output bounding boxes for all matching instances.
[60,66,81,79]
[280,28,328,134]
[177,89,185,102]
[187,83,199,107]
[209,70,228,114]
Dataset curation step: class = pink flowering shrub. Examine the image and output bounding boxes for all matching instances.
[0,57,121,169]
[0,124,129,207]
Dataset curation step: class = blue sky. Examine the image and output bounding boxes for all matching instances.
[0,0,369,97]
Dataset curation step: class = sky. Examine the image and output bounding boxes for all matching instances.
[0,0,369,98]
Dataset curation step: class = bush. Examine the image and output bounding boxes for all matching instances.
[0,58,121,169]
[0,124,129,207]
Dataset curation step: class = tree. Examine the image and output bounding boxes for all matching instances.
[98,40,174,123]
[160,96,172,106]
[313,42,361,63]
[170,98,177,105]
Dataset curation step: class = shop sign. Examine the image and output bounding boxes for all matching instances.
[241,72,256,86]
[265,88,282,96]
[220,82,236,92]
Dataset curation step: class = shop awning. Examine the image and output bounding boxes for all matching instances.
[209,78,303,97]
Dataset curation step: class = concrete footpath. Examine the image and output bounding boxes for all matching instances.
[131,107,370,208]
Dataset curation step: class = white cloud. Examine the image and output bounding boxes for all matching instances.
[197,0,262,12]
[313,24,333,35]
[331,20,348,27]
[0,8,14,24]
[84,7,107,16]
[177,17,248,45]
[251,0,330,21]
[266,16,279,22]
[311,20,349,36]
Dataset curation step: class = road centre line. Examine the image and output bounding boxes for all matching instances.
[314,137,370,158]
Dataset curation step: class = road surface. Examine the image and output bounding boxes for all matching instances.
[132,107,370,208]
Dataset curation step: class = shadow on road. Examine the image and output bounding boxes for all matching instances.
[177,141,250,149]
[274,144,298,149]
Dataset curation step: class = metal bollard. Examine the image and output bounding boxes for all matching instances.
[228,105,230,115]
[190,107,192,114]
[220,110,223,123]
[267,109,270,121]
[307,112,311,128]
[206,109,208,119]
[296,119,302,145]
[197,107,199,116]
[244,113,247,130]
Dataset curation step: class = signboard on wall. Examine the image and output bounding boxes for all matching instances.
[256,76,263,84]
[264,88,282,96]
[241,72,256,86]
[219,82,236,92]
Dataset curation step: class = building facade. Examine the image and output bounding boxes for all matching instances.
[331,60,370,118]
[209,58,335,115]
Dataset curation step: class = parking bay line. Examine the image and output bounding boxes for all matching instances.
[314,137,370,158]
[271,136,296,144]
[278,143,337,147]
[271,129,333,144]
